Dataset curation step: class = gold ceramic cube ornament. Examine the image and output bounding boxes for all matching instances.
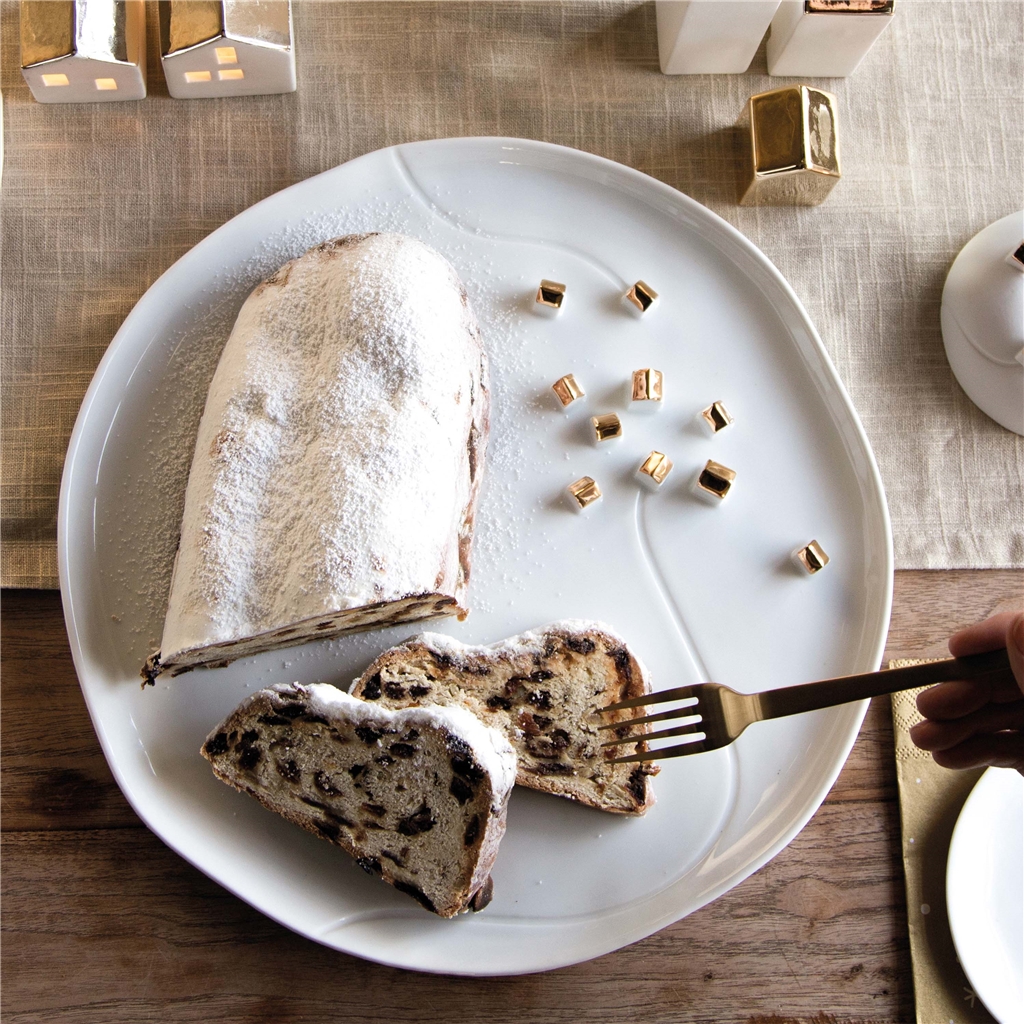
[536,280,566,309]
[696,460,736,500]
[591,413,623,442]
[638,451,673,486]
[794,540,830,574]
[632,369,664,404]
[625,281,658,313]
[738,85,840,206]
[551,374,585,407]
[567,477,602,510]
[701,401,734,433]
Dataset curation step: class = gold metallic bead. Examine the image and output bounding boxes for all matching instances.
[794,540,830,574]
[737,86,840,206]
[1008,243,1024,272]
[536,279,566,309]
[552,374,585,407]
[696,460,736,500]
[638,451,673,486]
[632,369,664,404]
[701,401,734,433]
[625,280,658,313]
[567,476,601,509]
[591,413,623,442]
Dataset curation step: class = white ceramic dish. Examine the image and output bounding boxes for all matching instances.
[59,137,892,975]
[947,767,1024,1024]
[940,210,1024,436]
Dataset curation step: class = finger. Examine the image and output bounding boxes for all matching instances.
[917,677,1024,721]
[1008,613,1024,699]
[931,733,1024,773]
[910,700,1024,751]
[948,611,1021,657]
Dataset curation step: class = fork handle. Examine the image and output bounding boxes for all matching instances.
[758,648,1015,720]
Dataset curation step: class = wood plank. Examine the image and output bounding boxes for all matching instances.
[1,590,140,831]
[1,803,909,1024]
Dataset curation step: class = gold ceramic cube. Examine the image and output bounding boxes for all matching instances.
[536,279,566,309]
[701,401,734,433]
[638,451,673,486]
[794,540,830,574]
[552,374,585,407]
[567,476,602,509]
[632,369,664,404]
[1008,243,1024,272]
[591,413,623,442]
[738,86,840,206]
[696,460,736,500]
[625,281,658,313]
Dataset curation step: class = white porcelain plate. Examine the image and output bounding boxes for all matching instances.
[59,138,892,975]
[947,767,1024,1024]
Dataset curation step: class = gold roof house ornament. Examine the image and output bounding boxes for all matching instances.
[20,1,147,103]
[738,85,840,206]
[159,0,296,99]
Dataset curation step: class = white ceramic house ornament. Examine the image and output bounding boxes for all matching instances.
[767,0,895,78]
[21,0,147,103]
[158,0,295,99]
[656,1,781,75]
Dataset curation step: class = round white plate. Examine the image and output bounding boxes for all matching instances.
[59,138,892,975]
[947,767,1024,1024]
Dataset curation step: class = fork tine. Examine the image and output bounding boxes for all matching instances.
[597,706,699,731]
[600,684,697,714]
[600,718,702,748]
[607,736,707,764]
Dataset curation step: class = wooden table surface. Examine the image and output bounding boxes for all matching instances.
[2,571,1020,1024]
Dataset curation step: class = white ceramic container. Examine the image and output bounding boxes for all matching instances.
[941,211,1024,436]
[657,0,781,74]
[767,0,895,78]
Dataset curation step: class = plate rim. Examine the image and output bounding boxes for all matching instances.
[57,135,894,974]
[946,766,1024,1024]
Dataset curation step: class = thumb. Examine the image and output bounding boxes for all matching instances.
[1007,612,1024,701]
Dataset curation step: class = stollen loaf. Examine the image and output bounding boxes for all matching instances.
[145,233,488,682]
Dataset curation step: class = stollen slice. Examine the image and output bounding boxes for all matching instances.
[349,621,658,815]
[202,682,516,918]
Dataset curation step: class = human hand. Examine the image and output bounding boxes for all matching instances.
[910,611,1024,775]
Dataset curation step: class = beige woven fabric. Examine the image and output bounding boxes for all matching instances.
[890,668,995,1024]
[2,0,1022,587]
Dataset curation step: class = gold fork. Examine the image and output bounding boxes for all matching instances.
[598,648,1015,763]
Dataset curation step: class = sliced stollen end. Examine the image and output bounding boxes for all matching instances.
[144,232,488,684]
[349,622,658,815]
[201,682,516,918]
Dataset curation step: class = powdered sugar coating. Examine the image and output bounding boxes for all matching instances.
[380,619,652,683]
[160,233,487,663]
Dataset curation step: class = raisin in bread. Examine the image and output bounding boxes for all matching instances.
[145,232,488,683]
[349,622,657,815]
[202,682,516,918]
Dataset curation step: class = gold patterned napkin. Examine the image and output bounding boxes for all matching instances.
[890,662,995,1024]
